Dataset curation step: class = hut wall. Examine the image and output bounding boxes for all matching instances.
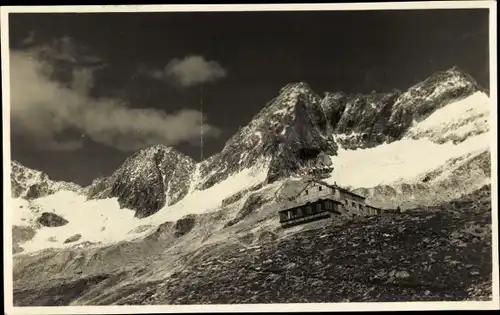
[299,182,334,199]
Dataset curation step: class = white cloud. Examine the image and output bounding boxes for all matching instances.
[9,39,221,152]
[164,55,227,87]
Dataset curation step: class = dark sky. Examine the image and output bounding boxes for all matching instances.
[8,8,490,186]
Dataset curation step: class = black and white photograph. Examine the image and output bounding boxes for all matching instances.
[2,2,498,313]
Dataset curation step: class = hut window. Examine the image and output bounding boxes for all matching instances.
[319,186,323,191]
[305,189,308,195]
[280,212,287,221]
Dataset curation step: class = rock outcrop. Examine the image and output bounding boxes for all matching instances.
[322,91,400,149]
[173,215,196,238]
[388,66,483,140]
[64,234,82,244]
[12,226,36,254]
[321,67,483,150]
[36,212,69,227]
[196,82,329,190]
[11,161,82,200]
[267,92,337,182]
[87,145,196,218]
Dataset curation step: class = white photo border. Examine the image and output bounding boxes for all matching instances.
[2,1,498,313]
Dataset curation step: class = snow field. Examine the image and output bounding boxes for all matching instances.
[326,92,491,188]
[14,161,270,254]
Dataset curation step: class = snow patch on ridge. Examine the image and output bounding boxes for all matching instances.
[404,91,490,142]
[326,93,491,189]
[148,159,270,223]
[14,161,270,254]
[188,163,201,194]
[16,192,139,254]
[326,133,489,189]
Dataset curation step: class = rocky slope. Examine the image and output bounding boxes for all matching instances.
[86,145,196,218]
[353,149,491,210]
[12,185,492,305]
[322,90,401,149]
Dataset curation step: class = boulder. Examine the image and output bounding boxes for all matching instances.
[63,234,82,244]
[36,212,68,227]
[174,215,196,237]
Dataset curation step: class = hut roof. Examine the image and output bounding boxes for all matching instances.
[309,178,367,200]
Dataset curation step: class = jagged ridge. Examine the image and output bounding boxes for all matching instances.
[195,66,483,192]
[10,161,82,199]
[10,66,486,220]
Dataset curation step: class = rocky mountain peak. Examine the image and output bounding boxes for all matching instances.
[387,66,482,139]
[121,144,192,182]
[258,81,320,121]
[323,91,346,99]
[195,67,484,190]
[138,144,174,155]
[445,65,480,81]
[87,144,196,218]
[279,81,313,94]
[195,80,327,191]
[445,66,488,93]
[266,92,337,183]
[10,160,82,199]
